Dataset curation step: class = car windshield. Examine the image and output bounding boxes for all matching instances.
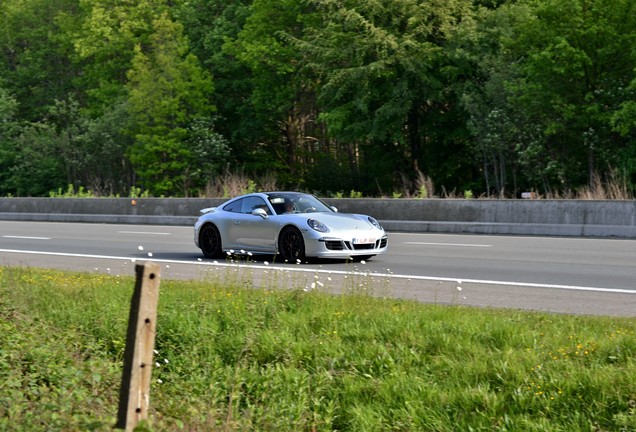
[266,193,334,215]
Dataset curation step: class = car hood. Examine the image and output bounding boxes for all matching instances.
[312,213,379,231]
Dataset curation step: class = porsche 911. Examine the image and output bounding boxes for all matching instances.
[194,192,388,262]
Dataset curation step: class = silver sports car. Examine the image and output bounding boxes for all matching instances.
[194,192,388,262]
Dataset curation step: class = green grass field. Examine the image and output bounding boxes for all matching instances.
[1,265,635,431]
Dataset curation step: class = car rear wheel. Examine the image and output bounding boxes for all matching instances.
[278,227,306,263]
[200,224,223,258]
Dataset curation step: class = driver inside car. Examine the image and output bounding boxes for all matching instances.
[283,199,295,214]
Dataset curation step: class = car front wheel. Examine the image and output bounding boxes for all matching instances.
[278,227,306,263]
[199,224,223,258]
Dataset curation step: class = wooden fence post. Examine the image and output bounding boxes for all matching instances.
[115,262,161,431]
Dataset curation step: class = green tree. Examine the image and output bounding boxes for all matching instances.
[613,76,636,137]
[228,0,318,186]
[0,86,20,195]
[298,0,475,194]
[0,0,79,121]
[505,0,636,192]
[7,123,66,196]
[1,95,132,196]
[0,0,157,196]
[454,3,538,195]
[126,13,221,196]
[173,0,252,137]
[611,72,636,189]
[455,0,636,195]
[70,0,170,114]
[45,97,134,195]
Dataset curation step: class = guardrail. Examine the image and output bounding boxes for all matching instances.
[1,197,635,238]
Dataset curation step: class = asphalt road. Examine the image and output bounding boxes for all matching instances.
[1,221,635,316]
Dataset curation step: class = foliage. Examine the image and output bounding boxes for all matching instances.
[0,0,635,197]
[457,0,636,195]
[297,0,475,194]
[126,13,221,196]
[227,0,319,186]
[49,184,95,198]
[509,0,636,191]
[69,0,171,113]
[7,123,67,196]
[0,0,79,121]
[0,269,122,431]
[1,266,636,431]
[0,87,19,194]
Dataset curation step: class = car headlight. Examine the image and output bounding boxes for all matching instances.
[307,218,329,233]
[368,216,383,230]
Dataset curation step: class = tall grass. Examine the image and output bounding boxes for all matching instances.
[203,167,279,198]
[547,171,633,200]
[1,266,635,431]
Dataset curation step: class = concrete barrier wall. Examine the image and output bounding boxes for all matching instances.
[1,197,635,238]
[326,199,636,238]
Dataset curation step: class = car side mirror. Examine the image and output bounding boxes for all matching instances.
[330,206,338,212]
[252,208,268,219]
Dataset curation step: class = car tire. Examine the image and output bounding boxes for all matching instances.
[278,226,306,263]
[199,224,223,258]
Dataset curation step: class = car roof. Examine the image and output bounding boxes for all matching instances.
[222,192,311,204]
[262,191,311,199]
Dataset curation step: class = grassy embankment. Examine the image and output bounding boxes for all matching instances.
[1,265,635,431]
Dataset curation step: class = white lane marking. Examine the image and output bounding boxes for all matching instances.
[405,242,492,248]
[2,236,51,240]
[0,248,633,295]
[117,231,171,235]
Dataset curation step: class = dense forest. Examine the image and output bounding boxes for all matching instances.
[0,0,635,198]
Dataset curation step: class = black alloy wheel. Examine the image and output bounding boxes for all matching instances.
[200,224,223,258]
[278,227,306,262]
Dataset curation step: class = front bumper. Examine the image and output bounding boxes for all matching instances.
[303,234,388,258]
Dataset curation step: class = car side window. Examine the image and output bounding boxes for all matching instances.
[223,198,243,213]
[242,196,271,215]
